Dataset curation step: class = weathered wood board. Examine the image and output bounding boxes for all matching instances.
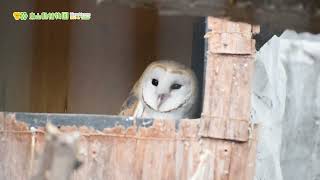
[199,17,259,180]
[0,112,257,180]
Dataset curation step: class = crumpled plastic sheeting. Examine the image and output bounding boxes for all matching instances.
[252,30,320,180]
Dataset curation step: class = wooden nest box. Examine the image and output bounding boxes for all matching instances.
[2,0,320,179]
[0,16,259,180]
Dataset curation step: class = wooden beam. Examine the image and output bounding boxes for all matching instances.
[200,17,257,141]
[100,0,320,32]
[199,17,259,179]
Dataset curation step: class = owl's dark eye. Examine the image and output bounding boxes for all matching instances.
[152,79,158,86]
[171,83,182,90]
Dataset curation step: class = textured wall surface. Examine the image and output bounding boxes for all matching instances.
[252,30,320,180]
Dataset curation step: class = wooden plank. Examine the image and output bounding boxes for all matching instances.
[205,18,254,55]
[199,17,258,180]
[191,127,259,180]
[228,125,259,180]
[202,54,253,119]
[0,113,34,180]
[137,120,175,179]
[200,55,253,141]
[200,17,256,142]
[200,117,249,142]
[176,119,202,179]
[0,113,202,180]
[0,112,258,180]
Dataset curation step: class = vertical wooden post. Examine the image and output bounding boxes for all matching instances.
[199,17,259,180]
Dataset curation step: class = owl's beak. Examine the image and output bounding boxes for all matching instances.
[157,93,169,110]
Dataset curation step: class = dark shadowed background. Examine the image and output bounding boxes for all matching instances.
[0,1,205,115]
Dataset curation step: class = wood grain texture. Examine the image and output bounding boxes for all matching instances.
[205,18,254,55]
[199,17,258,180]
[201,17,256,142]
[0,113,202,180]
[0,111,258,180]
[200,54,253,142]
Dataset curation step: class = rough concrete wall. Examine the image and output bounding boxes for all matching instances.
[252,30,320,180]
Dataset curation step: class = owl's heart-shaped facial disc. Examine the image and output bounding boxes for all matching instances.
[141,61,198,116]
[119,60,198,120]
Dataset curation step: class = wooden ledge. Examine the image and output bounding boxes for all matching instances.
[200,117,250,142]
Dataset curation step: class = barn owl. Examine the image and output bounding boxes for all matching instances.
[119,60,198,120]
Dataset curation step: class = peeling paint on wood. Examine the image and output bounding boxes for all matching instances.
[201,17,256,141]
[199,17,258,180]
[0,113,202,180]
[0,111,258,180]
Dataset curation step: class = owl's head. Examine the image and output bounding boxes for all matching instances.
[140,60,198,113]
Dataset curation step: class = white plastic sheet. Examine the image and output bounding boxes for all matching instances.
[252,30,320,180]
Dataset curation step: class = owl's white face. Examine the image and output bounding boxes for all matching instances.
[141,63,197,113]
